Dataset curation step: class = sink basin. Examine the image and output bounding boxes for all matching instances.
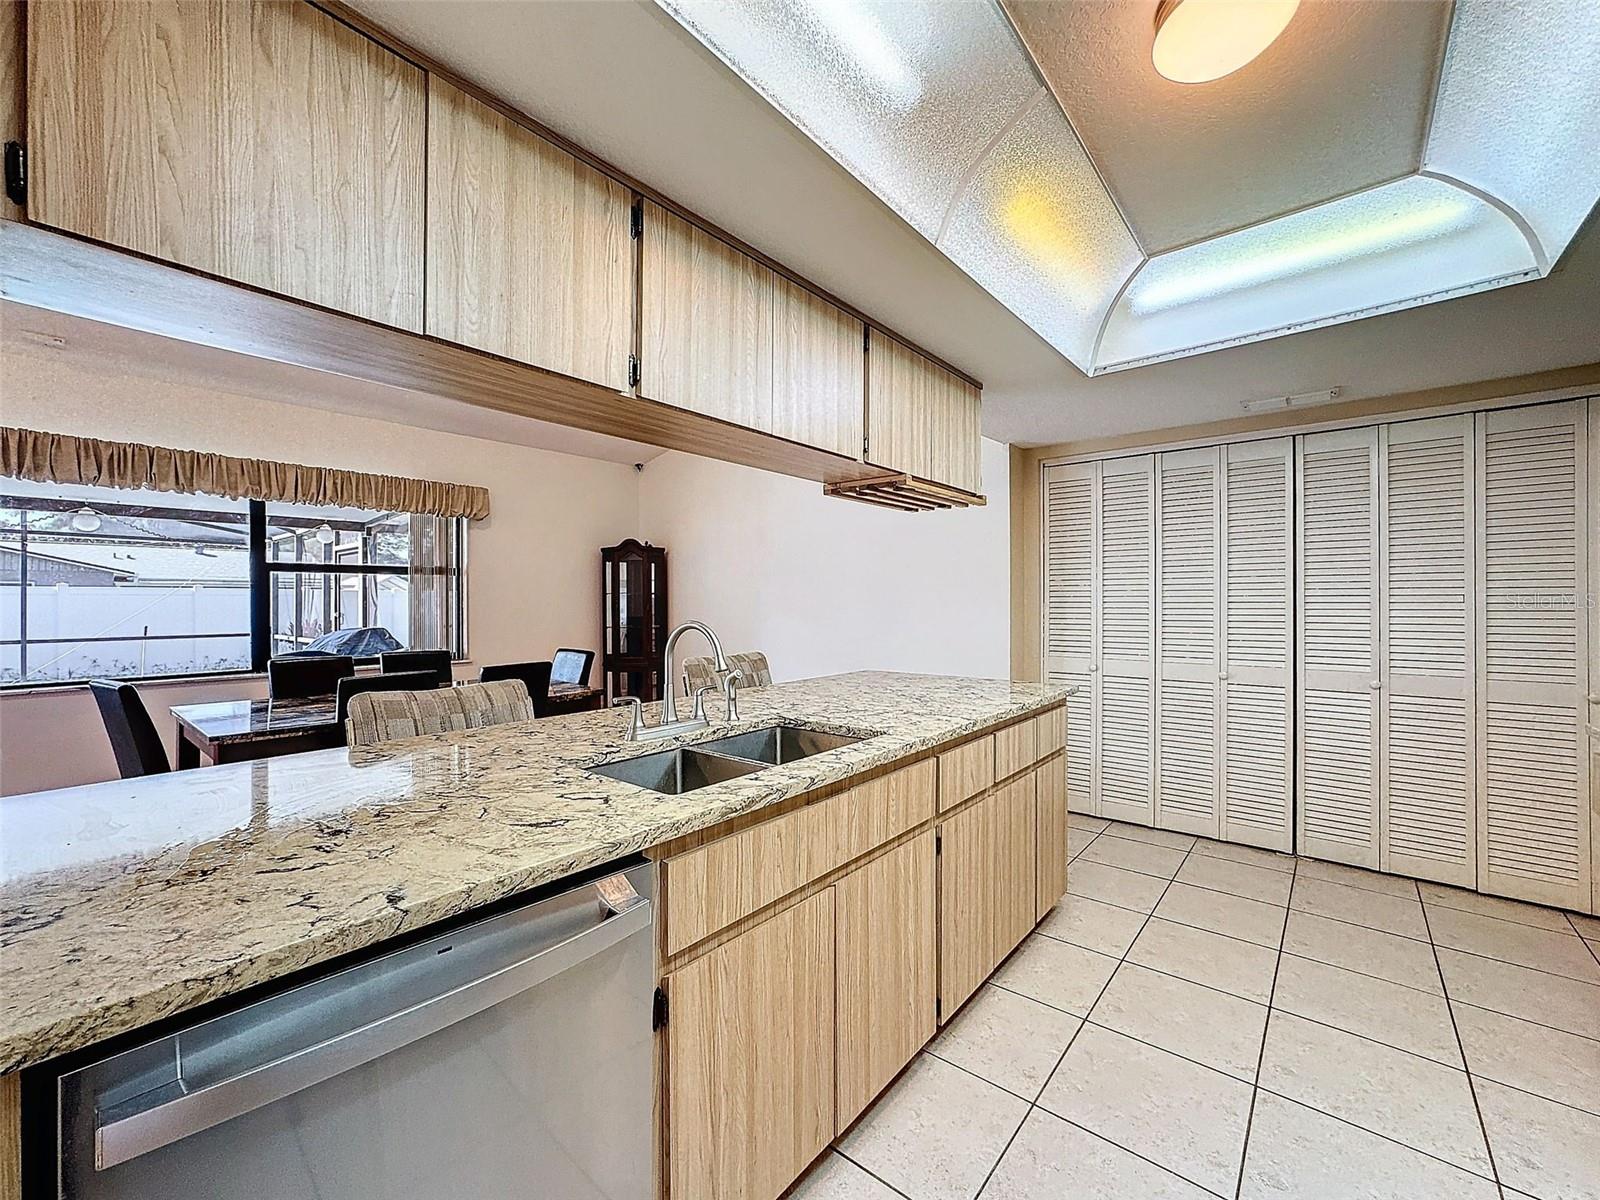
[588,746,764,795]
[695,724,863,766]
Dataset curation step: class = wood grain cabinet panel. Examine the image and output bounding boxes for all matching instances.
[930,374,983,494]
[772,274,865,459]
[938,734,994,812]
[1,0,21,220]
[28,0,425,329]
[641,201,774,430]
[1035,705,1067,759]
[869,332,982,493]
[663,759,934,955]
[666,888,835,1200]
[994,716,1040,782]
[835,832,936,1129]
[425,78,632,390]
[1035,753,1068,920]
[994,774,1038,957]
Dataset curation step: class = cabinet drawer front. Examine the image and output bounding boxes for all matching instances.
[666,889,835,1200]
[664,759,935,955]
[938,735,994,811]
[993,718,1039,781]
[1035,705,1067,759]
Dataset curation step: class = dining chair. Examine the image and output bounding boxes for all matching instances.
[345,680,536,748]
[682,651,773,694]
[479,661,554,717]
[378,649,454,689]
[550,648,595,687]
[268,654,355,700]
[335,671,440,729]
[88,680,171,777]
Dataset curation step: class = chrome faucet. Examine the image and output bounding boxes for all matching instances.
[613,620,731,741]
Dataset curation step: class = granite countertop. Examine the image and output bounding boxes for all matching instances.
[0,671,1065,1073]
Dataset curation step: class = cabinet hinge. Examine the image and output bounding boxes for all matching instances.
[935,829,942,856]
[652,984,669,1031]
[628,354,641,390]
[863,326,871,352]
[4,142,25,207]
[630,199,644,240]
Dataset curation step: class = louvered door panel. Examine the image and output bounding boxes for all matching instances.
[1298,429,1381,867]
[1043,462,1098,813]
[1156,448,1220,835]
[1381,417,1476,886]
[1477,401,1591,909]
[1591,397,1599,916]
[1221,439,1294,850]
[1098,456,1155,825]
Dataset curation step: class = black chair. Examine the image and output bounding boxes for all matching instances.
[268,654,355,700]
[89,680,171,778]
[550,648,594,687]
[335,670,440,728]
[479,661,554,718]
[378,649,454,689]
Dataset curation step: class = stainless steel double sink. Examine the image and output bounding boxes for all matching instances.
[587,724,863,796]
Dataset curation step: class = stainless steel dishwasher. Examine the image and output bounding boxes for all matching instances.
[47,859,655,1200]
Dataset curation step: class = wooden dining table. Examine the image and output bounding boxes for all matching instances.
[171,682,606,768]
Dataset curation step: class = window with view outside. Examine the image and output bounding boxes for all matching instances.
[1,480,467,687]
[1,481,250,684]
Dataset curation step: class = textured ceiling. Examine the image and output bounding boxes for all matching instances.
[337,0,1600,447]
[1005,0,1453,253]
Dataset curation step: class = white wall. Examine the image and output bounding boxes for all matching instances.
[0,348,640,795]
[637,438,1011,681]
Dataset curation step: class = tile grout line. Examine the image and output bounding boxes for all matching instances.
[828,1147,916,1200]
[972,829,1208,1198]
[1233,849,1294,1199]
[1421,897,1507,1195]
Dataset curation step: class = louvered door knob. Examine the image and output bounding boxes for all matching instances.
[1218,672,1229,681]
[1369,680,1383,690]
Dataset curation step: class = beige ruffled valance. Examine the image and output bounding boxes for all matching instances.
[0,426,490,520]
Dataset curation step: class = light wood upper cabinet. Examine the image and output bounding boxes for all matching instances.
[426,78,632,390]
[835,832,936,1130]
[28,0,425,330]
[1,0,21,220]
[772,275,865,459]
[868,332,982,493]
[642,202,775,430]
[666,889,835,1200]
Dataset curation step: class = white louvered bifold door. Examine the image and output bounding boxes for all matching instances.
[1297,427,1382,867]
[1155,447,1221,837]
[1098,455,1157,826]
[1380,416,1477,887]
[1476,401,1591,910]
[1043,461,1099,815]
[1591,397,1599,916]
[1220,439,1294,852]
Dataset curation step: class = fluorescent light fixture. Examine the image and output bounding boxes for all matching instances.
[1240,387,1340,413]
[1152,0,1301,85]
[1131,194,1476,314]
[796,0,921,111]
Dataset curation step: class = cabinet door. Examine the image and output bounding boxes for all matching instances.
[1156,447,1222,837]
[836,833,936,1130]
[1297,427,1382,867]
[1220,439,1295,851]
[1,0,21,220]
[772,276,865,459]
[1043,461,1098,814]
[426,78,632,390]
[1035,753,1068,919]
[641,202,774,430]
[867,333,932,480]
[1098,455,1156,826]
[1381,416,1476,886]
[28,0,425,329]
[938,779,1036,1019]
[929,375,983,494]
[666,889,835,1200]
[1476,401,1591,910]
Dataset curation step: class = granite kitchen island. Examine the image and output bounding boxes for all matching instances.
[0,671,1069,1199]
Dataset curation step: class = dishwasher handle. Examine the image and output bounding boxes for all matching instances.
[93,893,651,1171]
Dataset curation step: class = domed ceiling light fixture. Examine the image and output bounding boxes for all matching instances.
[1152,0,1300,84]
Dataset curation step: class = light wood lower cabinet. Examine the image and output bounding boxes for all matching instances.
[938,777,1037,1018]
[665,888,835,1200]
[836,831,937,1130]
[1035,753,1069,920]
[28,0,425,329]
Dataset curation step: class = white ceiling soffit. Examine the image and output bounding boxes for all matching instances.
[656,0,1600,378]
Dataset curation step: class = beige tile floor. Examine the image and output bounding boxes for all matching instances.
[791,817,1600,1200]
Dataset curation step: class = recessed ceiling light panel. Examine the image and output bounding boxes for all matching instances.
[1151,0,1300,84]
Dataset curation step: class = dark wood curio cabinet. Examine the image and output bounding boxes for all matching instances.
[601,539,668,703]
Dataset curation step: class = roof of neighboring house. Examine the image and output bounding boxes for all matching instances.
[0,545,133,583]
[0,541,249,585]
